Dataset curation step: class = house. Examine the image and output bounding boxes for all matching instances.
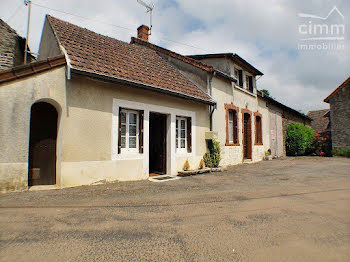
[307,109,330,134]
[0,15,309,192]
[324,76,350,149]
[0,19,33,70]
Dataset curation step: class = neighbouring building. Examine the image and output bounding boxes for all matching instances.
[0,19,33,70]
[307,109,330,134]
[324,76,350,149]
[0,15,309,192]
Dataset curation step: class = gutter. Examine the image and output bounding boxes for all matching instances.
[71,68,216,106]
[60,45,71,80]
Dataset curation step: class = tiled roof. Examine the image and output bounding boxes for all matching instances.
[307,109,330,133]
[47,16,214,104]
[0,55,66,84]
[324,76,350,103]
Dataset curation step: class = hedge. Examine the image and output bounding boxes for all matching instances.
[286,123,315,156]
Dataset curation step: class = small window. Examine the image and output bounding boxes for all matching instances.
[246,75,254,92]
[120,109,139,151]
[227,110,238,145]
[255,115,263,144]
[176,117,187,151]
[235,68,243,87]
[176,116,192,153]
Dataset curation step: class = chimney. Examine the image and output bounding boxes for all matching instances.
[137,25,150,41]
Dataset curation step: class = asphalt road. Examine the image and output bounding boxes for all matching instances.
[1,157,350,261]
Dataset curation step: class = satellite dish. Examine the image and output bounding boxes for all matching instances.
[137,0,154,35]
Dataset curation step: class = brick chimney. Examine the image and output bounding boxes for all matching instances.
[137,25,149,41]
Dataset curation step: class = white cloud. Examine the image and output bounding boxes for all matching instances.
[1,0,349,113]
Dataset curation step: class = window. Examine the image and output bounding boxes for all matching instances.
[176,117,192,153]
[235,68,243,87]
[255,115,263,145]
[118,108,144,153]
[225,104,239,146]
[246,75,254,92]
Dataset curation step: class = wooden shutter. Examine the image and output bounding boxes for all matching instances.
[225,109,229,145]
[139,110,144,153]
[238,70,243,87]
[233,111,238,144]
[187,117,192,153]
[249,76,253,92]
[118,107,122,154]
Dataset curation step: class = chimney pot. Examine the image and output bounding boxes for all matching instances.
[137,25,150,41]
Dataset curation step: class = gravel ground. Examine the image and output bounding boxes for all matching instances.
[1,157,350,261]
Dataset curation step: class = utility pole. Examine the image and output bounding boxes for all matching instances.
[24,0,31,64]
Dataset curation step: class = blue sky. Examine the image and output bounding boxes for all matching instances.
[1,0,349,113]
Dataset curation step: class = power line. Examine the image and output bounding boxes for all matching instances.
[6,2,24,23]
[31,2,212,53]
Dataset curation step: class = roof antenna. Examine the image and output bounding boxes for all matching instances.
[137,0,154,35]
[24,0,31,64]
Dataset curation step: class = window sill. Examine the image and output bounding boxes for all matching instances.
[254,143,263,146]
[225,143,240,146]
[234,85,257,97]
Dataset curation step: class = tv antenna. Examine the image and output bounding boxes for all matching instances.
[137,0,154,35]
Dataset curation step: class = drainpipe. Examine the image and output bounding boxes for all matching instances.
[208,72,216,131]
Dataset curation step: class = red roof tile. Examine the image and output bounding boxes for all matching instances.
[47,16,214,104]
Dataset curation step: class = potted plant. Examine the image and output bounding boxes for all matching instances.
[264,149,272,160]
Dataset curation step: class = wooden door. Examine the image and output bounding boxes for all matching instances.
[243,113,252,159]
[28,102,57,186]
[149,113,167,174]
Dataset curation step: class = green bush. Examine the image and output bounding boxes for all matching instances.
[286,123,315,156]
[333,147,350,158]
[203,139,221,168]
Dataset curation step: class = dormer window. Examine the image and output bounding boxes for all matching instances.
[234,69,243,87]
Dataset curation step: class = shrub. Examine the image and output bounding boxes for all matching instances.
[183,160,190,171]
[286,123,315,156]
[311,131,332,157]
[203,139,221,168]
[333,147,350,158]
[199,159,205,169]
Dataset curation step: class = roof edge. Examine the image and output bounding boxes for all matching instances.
[324,76,350,103]
[71,68,216,105]
[258,92,312,121]
[0,55,66,84]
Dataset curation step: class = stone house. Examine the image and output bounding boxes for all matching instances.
[0,19,33,71]
[0,15,309,192]
[324,76,350,149]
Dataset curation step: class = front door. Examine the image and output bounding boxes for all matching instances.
[243,113,252,160]
[149,113,167,175]
[28,102,58,186]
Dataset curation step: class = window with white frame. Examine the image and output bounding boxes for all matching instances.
[176,117,187,152]
[120,109,139,151]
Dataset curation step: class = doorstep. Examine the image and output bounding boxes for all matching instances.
[28,185,59,191]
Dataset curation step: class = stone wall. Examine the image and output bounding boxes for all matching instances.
[329,83,350,149]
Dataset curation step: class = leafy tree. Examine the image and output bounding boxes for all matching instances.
[260,89,270,97]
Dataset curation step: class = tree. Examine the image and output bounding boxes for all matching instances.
[260,89,270,97]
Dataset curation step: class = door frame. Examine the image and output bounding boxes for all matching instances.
[28,99,62,187]
[242,109,252,161]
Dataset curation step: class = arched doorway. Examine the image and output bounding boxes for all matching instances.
[28,102,58,186]
[243,113,252,160]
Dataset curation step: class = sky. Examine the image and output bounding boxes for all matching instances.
[1,0,349,113]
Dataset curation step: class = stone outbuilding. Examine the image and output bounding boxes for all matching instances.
[324,76,350,149]
[307,109,330,134]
